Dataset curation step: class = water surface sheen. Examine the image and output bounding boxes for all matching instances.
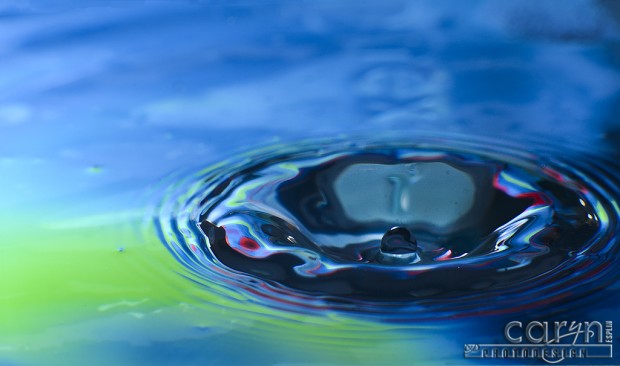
[156,136,620,320]
[2,1,620,364]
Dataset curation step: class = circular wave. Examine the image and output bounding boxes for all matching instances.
[152,134,620,320]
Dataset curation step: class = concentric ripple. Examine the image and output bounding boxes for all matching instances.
[153,135,620,320]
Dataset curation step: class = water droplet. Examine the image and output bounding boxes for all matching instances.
[381,227,417,254]
[87,165,103,174]
[376,227,418,265]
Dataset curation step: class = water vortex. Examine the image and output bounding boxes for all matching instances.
[153,135,620,320]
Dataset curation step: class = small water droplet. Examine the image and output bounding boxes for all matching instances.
[377,227,418,265]
[381,227,417,254]
[87,165,103,174]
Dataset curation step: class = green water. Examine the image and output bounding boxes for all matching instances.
[1,210,443,365]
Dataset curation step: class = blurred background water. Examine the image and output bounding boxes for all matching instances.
[1,0,620,365]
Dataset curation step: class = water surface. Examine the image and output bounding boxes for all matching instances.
[1,1,620,365]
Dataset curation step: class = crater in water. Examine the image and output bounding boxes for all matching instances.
[154,136,620,320]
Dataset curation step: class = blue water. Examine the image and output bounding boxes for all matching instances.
[2,0,620,212]
[158,134,620,324]
[2,0,620,365]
